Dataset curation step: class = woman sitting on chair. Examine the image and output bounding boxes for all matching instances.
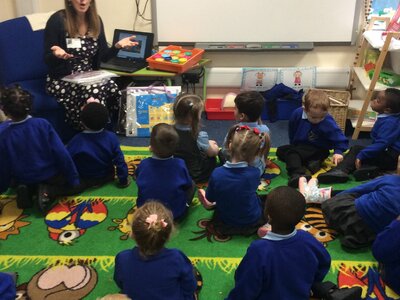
[44,0,137,131]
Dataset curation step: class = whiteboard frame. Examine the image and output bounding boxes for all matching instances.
[151,0,362,46]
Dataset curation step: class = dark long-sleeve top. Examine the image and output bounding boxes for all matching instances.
[66,130,128,185]
[341,174,400,233]
[114,247,197,300]
[372,219,400,295]
[288,108,348,154]
[0,117,80,193]
[226,230,331,300]
[44,10,118,78]
[356,113,400,161]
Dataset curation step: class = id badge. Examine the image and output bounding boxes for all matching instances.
[66,38,82,49]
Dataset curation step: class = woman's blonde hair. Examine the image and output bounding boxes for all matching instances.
[64,0,101,38]
[173,93,203,138]
[303,89,330,111]
[131,201,174,257]
[224,125,270,163]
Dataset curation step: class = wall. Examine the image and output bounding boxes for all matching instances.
[1,0,362,92]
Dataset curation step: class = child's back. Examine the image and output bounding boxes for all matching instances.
[173,94,219,183]
[0,86,79,197]
[136,123,194,219]
[226,187,331,300]
[67,102,128,187]
[227,230,330,300]
[114,202,197,300]
[202,125,269,236]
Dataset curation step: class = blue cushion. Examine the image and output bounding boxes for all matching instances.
[13,79,59,112]
[0,17,48,84]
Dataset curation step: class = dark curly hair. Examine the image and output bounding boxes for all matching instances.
[0,85,33,120]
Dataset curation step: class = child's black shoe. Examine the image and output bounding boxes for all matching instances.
[353,166,379,181]
[307,160,322,174]
[326,286,362,300]
[16,184,33,209]
[37,184,54,215]
[317,169,349,184]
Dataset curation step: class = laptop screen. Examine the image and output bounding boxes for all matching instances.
[113,30,154,60]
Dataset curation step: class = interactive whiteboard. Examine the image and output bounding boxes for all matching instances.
[151,0,361,44]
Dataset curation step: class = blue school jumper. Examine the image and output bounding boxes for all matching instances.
[67,129,128,185]
[206,162,262,227]
[0,117,79,193]
[289,108,348,154]
[226,229,331,300]
[341,175,400,233]
[114,247,197,300]
[372,219,400,295]
[135,156,193,219]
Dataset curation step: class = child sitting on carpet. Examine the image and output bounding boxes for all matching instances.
[198,124,270,236]
[0,85,80,212]
[221,91,270,177]
[318,88,400,183]
[372,215,400,295]
[135,123,195,220]
[321,156,400,249]
[114,201,199,300]
[173,93,219,184]
[276,89,348,188]
[226,186,361,300]
[66,101,130,193]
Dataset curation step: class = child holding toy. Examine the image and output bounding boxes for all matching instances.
[135,123,195,220]
[114,201,199,300]
[198,124,270,236]
[173,93,219,183]
[276,89,348,187]
[0,85,80,212]
[318,88,400,183]
[222,91,270,176]
[66,101,130,192]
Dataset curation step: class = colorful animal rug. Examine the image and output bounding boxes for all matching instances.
[0,147,398,299]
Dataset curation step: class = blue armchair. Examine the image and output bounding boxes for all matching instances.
[0,15,75,142]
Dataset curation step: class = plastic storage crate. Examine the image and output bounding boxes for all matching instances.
[205,98,235,120]
[306,89,350,132]
[146,45,204,73]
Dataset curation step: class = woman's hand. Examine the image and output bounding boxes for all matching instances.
[51,46,74,60]
[115,35,139,50]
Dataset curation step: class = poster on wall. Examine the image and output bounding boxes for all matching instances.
[279,67,316,91]
[241,68,278,91]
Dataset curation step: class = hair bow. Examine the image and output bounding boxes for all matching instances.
[145,214,168,229]
[236,125,260,135]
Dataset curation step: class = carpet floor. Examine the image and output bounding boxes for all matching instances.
[0,147,398,300]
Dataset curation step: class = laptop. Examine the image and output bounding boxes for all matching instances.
[100,29,154,73]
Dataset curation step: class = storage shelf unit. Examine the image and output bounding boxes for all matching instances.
[350,16,400,139]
